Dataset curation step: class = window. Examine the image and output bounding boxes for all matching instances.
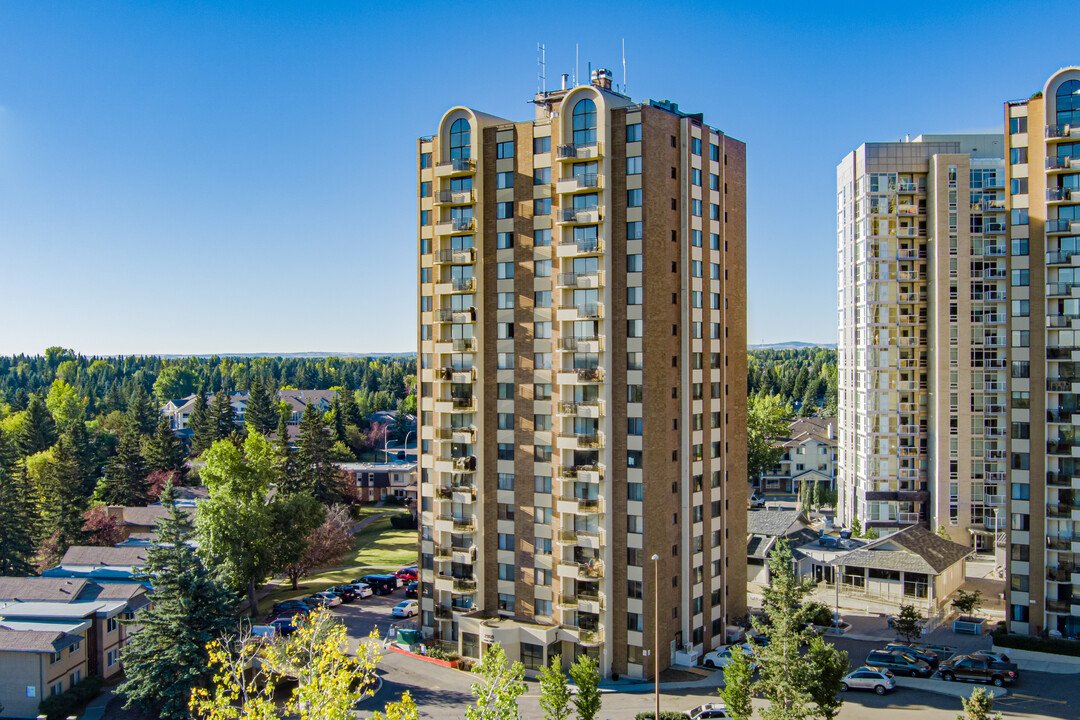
[535,598,552,617]
[1011,483,1030,500]
[535,475,552,493]
[1009,116,1027,134]
[627,612,643,632]
[497,202,514,219]
[535,444,552,462]
[497,171,514,189]
[533,136,551,153]
[710,203,720,220]
[498,413,514,429]
[1010,147,1027,164]
[627,156,642,174]
[497,261,514,279]
[497,231,514,249]
[107,617,118,633]
[534,198,551,215]
[1012,269,1029,286]
[497,352,514,369]
[497,443,514,460]
[1056,78,1080,126]
[628,482,643,501]
[1011,178,1028,195]
[691,168,702,186]
[497,140,514,158]
[535,507,552,525]
[572,98,597,145]
[627,351,642,370]
[1011,391,1030,409]
[691,230,702,247]
[627,319,643,337]
[498,533,515,550]
[1012,330,1030,347]
[1012,237,1028,256]
[628,515,643,534]
[534,352,551,369]
[710,143,720,160]
[1011,208,1028,225]
[1012,453,1030,470]
[497,292,514,309]
[534,228,551,246]
[107,649,119,666]
[628,417,643,435]
[627,254,642,272]
[691,137,702,155]
[628,449,642,467]
[1012,299,1029,317]
[1010,574,1029,592]
[626,123,642,142]
[534,259,552,277]
[420,152,431,168]
[449,118,471,160]
[420,180,431,197]
[499,563,515,580]
[710,173,720,190]
[627,221,643,239]
[1012,361,1030,378]
[536,537,552,555]
[534,166,551,185]
[534,321,552,339]
[691,199,702,216]
[498,593,515,611]
[498,473,515,490]
[420,209,431,226]
[628,188,643,207]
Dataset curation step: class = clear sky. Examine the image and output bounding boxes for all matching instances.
[0,1,1074,356]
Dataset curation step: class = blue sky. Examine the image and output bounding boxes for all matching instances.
[0,1,1074,355]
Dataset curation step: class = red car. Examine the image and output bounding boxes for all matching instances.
[395,568,418,582]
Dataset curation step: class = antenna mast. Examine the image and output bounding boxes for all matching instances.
[622,38,627,94]
[537,42,546,93]
[575,44,579,87]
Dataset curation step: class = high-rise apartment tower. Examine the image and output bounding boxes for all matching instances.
[1003,67,1080,638]
[837,135,1007,550]
[416,71,748,679]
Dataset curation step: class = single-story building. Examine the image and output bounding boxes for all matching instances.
[746,509,819,585]
[41,546,149,583]
[0,628,88,718]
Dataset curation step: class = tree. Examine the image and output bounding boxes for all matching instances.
[208,389,239,442]
[195,434,277,616]
[327,440,356,463]
[569,653,602,720]
[0,431,38,576]
[96,425,150,506]
[798,384,816,418]
[45,379,87,432]
[285,503,349,590]
[188,389,213,456]
[747,394,792,480]
[466,643,526,720]
[370,692,419,720]
[958,687,1001,720]
[275,401,297,489]
[153,365,197,403]
[850,516,862,538]
[891,604,924,643]
[952,589,983,617]
[340,385,363,428]
[330,393,347,443]
[144,416,188,479]
[62,420,100,497]
[296,402,341,503]
[538,654,572,720]
[244,380,278,436]
[804,634,848,720]
[82,506,123,547]
[127,384,159,436]
[813,480,825,509]
[718,645,754,720]
[36,439,88,568]
[798,479,811,509]
[16,394,57,458]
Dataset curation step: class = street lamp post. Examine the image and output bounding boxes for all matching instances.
[384,430,415,461]
[652,553,660,720]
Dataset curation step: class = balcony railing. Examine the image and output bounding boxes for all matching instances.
[1048,251,1076,265]
[556,271,604,288]
[1047,565,1075,581]
[1047,472,1075,487]
[1046,156,1073,170]
[557,238,603,254]
[1048,187,1073,202]
[436,158,475,173]
[434,248,475,264]
[560,207,602,224]
[578,560,604,580]
[435,189,474,204]
[1047,283,1074,297]
[436,217,475,232]
[1046,124,1072,139]
[556,141,601,159]
[451,277,474,292]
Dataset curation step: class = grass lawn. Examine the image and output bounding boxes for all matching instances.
[254,513,418,618]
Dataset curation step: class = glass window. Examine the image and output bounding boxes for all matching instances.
[497,232,513,249]
[497,444,514,460]
[628,482,643,501]
[534,228,551,246]
[627,156,642,174]
[627,254,642,272]
[497,261,514,279]
[497,140,514,159]
[572,98,597,145]
[497,171,514,189]
[535,475,551,493]
[691,168,702,186]
[1008,117,1027,134]
[626,123,641,142]
[497,292,514,309]
[627,221,643,239]
[534,198,551,215]
[691,199,702,216]
[533,136,551,154]
[449,118,470,160]
[627,286,642,305]
[691,137,701,155]
[420,152,431,169]
[498,473,514,490]
[1056,79,1080,127]
[497,202,514,219]
[1009,147,1027,164]
[534,290,551,307]
[628,417,643,435]
[534,167,551,185]
[1011,208,1028,225]
[628,188,643,207]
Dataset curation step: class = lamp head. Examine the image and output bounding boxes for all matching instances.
[651,554,660,561]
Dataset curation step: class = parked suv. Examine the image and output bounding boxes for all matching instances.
[864,650,933,677]
[840,667,895,695]
[938,654,1019,686]
[884,643,941,668]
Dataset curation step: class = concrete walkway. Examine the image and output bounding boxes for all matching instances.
[80,688,115,720]
[894,676,1008,698]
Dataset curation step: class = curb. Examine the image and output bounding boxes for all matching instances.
[893,676,1009,698]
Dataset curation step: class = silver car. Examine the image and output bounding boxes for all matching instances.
[840,667,895,695]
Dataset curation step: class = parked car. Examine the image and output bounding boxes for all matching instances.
[357,574,398,595]
[396,567,418,582]
[840,667,895,695]
[405,581,418,598]
[269,617,300,636]
[864,650,933,677]
[311,592,342,608]
[392,600,418,618]
[971,650,1011,664]
[350,583,374,598]
[884,643,941,668]
[271,601,311,614]
[267,607,310,624]
[688,702,729,719]
[328,585,359,602]
[938,654,1019,686]
[749,492,766,509]
[702,644,757,670]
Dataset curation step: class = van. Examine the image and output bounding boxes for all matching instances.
[356,575,397,595]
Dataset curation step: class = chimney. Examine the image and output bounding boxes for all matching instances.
[827,422,834,440]
[591,68,612,90]
[561,73,569,91]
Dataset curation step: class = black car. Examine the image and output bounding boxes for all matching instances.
[884,643,940,668]
[329,585,359,602]
[405,581,418,598]
[864,650,933,677]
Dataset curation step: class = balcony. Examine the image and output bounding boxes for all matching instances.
[1048,565,1075,582]
[556,174,602,194]
[557,432,605,450]
[897,270,922,282]
[556,141,602,161]
[556,366,604,385]
[558,495,604,515]
[984,516,1006,531]
[577,628,605,646]
[435,216,475,233]
[1047,283,1075,297]
[983,244,1007,256]
[452,577,477,593]
[437,425,476,442]
[438,366,475,383]
[981,222,1006,234]
[434,189,475,205]
[1046,124,1074,139]
[980,199,1007,212]
[450,337,476,352]
[897,182,920,193]
[983,404,1006,415]
[556,271,604,289]
[450,517,476,533]
[560,207,602,224]
[578,560,604,581]
[1048,187,1074,202]
[450,396,475,412]
[558,464,603,483]
[1050,310,1079,325]
[1048,251,1076,265]
[1047,599,1071,614]
[1047,471,1075,487]
[434,308,475,325]
[1048,536,1074,550]
[558,335,604,353]
[1048,218,1080,234]
[1048,440,1079,456]
[433,248,475,264]
[897,248,922,260]
[450,277,474,292]
[435,158,475,176]
[557,399,604,417]
[1048,377,1079,392]
[434,605,453,620]
[1047,156,1075,171]
[985,471,1006,484]
[556,303,604,322]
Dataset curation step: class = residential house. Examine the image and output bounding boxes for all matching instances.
[756,417,838,495]
[340,461,418,504]
[42,546,149,582]
[0,628,87,718]
[745,509,818,585]
[105,505,197,540]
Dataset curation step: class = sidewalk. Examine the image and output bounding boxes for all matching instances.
[893,676,1008,699]
[80,688,115,720]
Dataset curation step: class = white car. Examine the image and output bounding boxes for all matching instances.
[312,592,342,607]
[840,667,895,695]
[701,644,756,669]
[688,702,729,719]
[350,583,374,599]
[391,600,418,618]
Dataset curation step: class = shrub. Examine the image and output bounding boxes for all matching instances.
[425,645,460,662]
[804,601,834,628]
[389,513,417,530]
[382,495,403,506]
[991,627,1080,657]
[38,675,104,719]
[635,712,690,720]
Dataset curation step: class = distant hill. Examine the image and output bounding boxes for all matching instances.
[749,342,837,351]
[159,352,415,359]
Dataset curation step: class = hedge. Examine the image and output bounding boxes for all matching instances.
[38,675,104,719]
[992,629,1080,657]
[389,513,417,529]
[635,712,690,720]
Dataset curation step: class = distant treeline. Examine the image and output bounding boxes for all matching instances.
[748,347,838,416]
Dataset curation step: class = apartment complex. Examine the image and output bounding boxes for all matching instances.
[756,416,838,495]
[1003,67,1080,638]
[837,134,1007,547]
[416,71,748,679]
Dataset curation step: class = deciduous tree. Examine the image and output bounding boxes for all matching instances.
[718,645,754,720]
[284,503,350,590]
[892,604,924,643]
[569,653,602,720]
[82,506,122,547]
[45,379,87,432]
[747,394,792,480]
[538,654,572,720]
[466,643,526,720]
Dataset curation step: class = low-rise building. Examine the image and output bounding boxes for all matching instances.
[0,628,87,718]
[41,546,150,582]
[105,505,196,539]
[339,461,418,504]
[756,417,838,496]
[746,509,819,585]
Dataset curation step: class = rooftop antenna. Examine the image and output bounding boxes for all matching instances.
[537,42,546,93]
[575,44,579,86]
[622,38,627,94]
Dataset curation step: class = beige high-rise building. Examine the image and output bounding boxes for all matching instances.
[1003,67,1080,638]
[415,71,747,679]
[837,135,1007,553]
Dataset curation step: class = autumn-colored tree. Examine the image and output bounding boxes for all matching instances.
[83,506,123,546]
[286,504,353,589]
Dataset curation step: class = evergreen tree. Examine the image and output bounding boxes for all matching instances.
[244,380,277,436]
[813,479,825,509]
[105,381,126,413]
[296,401,339,503]
[97,425,150,506]
[118,485,238,720]
[188,388,213,456]
[208,389,239,441]
[127,384,160,436]
[16,394,57,458]
[0,431,38,576]
[62,420,99,498]
[331,393,347,443]
[144,416,188,479]
[275,402,298,492]
[37,438,88,567]
[340,385,362,428]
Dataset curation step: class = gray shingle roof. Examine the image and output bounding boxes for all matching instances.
[833,525,972,575]
[0,628,76,653]
[779,417,837,448]
[60,546,149,568]
[746,509,808,538]
[0,578,87,603]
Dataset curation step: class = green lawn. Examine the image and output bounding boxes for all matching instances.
[254,513,418,618]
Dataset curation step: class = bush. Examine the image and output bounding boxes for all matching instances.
[38,675,104,719]
[635,712,689,720]
[389,513,417,529]
[425,645,460,662]
[382,495,403,507]
[992,626,1080,657]
[804,601,834,627]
